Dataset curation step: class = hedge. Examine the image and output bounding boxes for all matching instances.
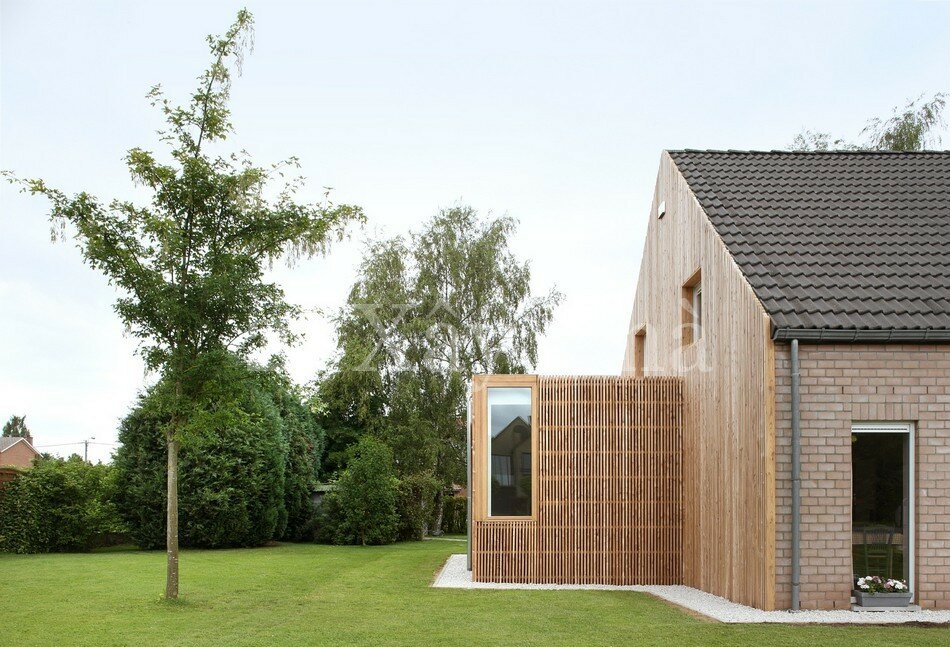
[112,351,323,549]
[0,456,123,553]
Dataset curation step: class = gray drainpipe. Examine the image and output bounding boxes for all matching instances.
[790,339,801,610]
[466,381,472,571]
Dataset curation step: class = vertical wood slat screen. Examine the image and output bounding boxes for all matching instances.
[472,375,684,585]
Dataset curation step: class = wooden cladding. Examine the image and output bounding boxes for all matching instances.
[621,152,776,609]
[471,375,684,585]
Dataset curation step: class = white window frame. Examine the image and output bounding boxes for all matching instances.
[692,284,702,341]
[851,421,915,600]
[681,268,702,346]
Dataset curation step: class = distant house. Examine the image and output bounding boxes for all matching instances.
[0,434,39,468]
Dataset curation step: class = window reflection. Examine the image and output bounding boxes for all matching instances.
[488,387,532,516]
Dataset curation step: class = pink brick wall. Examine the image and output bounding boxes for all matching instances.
[774,343,950,610]
[0,441,37,469]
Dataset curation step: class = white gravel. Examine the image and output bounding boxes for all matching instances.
[432,554,950,624]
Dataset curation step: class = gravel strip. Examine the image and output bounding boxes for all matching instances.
[433,554,950,624]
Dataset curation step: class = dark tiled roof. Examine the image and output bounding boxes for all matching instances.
[668,150,950,340]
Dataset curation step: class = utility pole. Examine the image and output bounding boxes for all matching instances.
[83,437,95,462]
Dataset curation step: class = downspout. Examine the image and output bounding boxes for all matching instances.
[790,339,801,611]
[466,381,472,571]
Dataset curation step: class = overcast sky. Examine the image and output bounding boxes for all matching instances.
[2,0,948,462]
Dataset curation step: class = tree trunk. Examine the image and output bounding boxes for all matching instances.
[431,487,445,537]
[165,433,180,599]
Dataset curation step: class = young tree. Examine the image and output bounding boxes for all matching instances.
[2,415,30,438]
[319,206,561,533]
[792,93,946,151]
[5,11,362,598]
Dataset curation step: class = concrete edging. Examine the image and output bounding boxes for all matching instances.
[432,554,950,625]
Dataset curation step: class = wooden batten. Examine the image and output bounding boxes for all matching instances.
[471,375,684,585]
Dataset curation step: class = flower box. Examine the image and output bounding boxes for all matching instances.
[853,590,913,608]
[853,575,911,608]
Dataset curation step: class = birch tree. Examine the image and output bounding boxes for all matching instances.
[792,93,946,151]
[319,206,560,533]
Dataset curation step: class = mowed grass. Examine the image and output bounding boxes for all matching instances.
[2,540,947,646]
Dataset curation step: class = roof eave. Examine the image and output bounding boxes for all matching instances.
[0,437,39,455]
[772,328,950,343]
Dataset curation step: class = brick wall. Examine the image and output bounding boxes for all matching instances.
[0,441,38,469]
[774,343,950,610]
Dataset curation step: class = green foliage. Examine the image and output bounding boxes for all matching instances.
[789,130,858,152]
[862,94,946,151]
[318,206,560,533]
[395,472,440,541]
[440,495,467,535]
[318,437,398,546]
[0,456,123,553]
[792,92,946,151]
[315,353,385,477]
[264,361,325,541]
[112,351,322,548]
[2,415,30,438]
[319,421,363,478]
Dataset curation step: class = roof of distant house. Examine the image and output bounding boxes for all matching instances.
[1,436,36,452]
[668,150,950,341]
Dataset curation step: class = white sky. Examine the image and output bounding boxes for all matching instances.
[2,0,949,463]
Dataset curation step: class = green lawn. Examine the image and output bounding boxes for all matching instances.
[2,540,946,646]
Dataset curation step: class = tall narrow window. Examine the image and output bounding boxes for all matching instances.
[693,285,703,337]
[682,269,702,345]
[851,422,915,599]
[488,387,533,516]
[634,326,646,377]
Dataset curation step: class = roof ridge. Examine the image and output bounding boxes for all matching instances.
[668,148,950,155]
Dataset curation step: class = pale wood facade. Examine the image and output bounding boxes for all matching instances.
[621,153,777,609]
